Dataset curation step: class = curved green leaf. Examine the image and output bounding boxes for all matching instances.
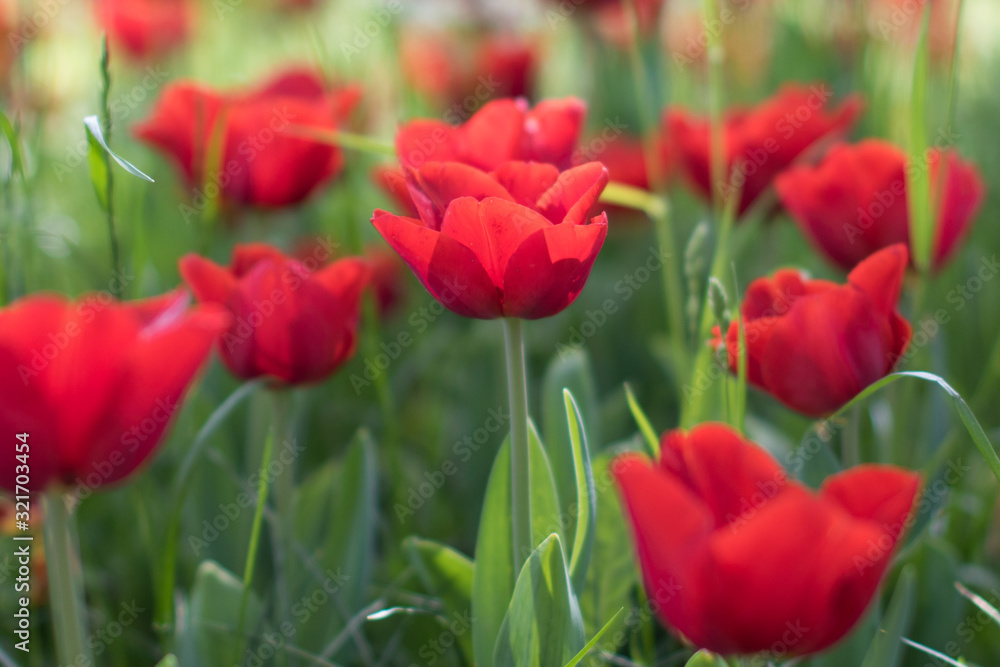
[861,565,916,667]
[564,389,596,593]
[493,533,585,667]
[624,383,659,458]
[84,115,154,183]
[562,607,624,667]
[404,537,475,663]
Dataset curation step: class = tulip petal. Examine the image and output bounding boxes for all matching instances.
[534,162,609,225]
[456,98,529,171]
[934,151,986,268]
[660,423,791,528]
[396,119,461,167]
[522,97,587,168]
[847,243,908,315]
[406,162,514,228]
[821,465,921,529]
[501,214,607,319]
[372,209,502,318]
[490,161,560,207]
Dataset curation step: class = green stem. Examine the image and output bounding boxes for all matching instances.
[503,317,532,573]
[702,0,727,215]
[844,405,862,467]
[286,126,396,158]
[235,427,276,661]
[99,37,121,299]
[42,492,92,666]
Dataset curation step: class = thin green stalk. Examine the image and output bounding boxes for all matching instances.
[98,37,121,298]
[702,0,727,215]
[503,317,532,573]
[42,492,92,667]
[235,427,277,662]
[844,405,862,467]
[622,0,689,380]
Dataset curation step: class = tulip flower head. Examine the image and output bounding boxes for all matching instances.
[0,292,227,493]
[95,0,192,61]
[135,68,360,210]
[776,139,985,271]
[180,243,370,385]
[714,244,912,416]
[614,423,920,657]
[666,84,862,216]
[372,160,610,320]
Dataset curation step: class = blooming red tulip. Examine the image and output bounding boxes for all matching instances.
[613,422,920,656]
[0,291,227,493]
[372,160,609,320]
[180,243,370,384]
[375,97,586,217]
[135,68,360,210]
[776,140,985,270]
[95,0,192,61]
[666,84,862,216]
[714,244,912,416]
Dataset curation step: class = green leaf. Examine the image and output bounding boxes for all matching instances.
[471,422,563,667]
[84,115,154,193]
[579,453,636,645]
[493,533,585,667]
[955,581,1000,628]
[906,3,933,272]
[154,655,179,667]
[404,537,475,663]
[564,389,596,594]
[543,349,600,541]
[562,607,625,667]
[683,649,728,666]
[174,561,262,667]
[624,383,659,458]
[0,110,24,179]
[860,565,916,667]
[829,371,1000,484]
[900,637,967,667]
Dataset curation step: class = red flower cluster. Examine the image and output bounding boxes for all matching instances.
[180,244,370,385]
[776,139,985,270]
[0,292,226,492]
[372,160,609,319]
[667,84,862,216]
[614,423,920,656]
[715,244,912,416]
[135,68,360,209]
[95,0,192,61]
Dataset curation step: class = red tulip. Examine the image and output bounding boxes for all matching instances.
[179,243,370,384]
[776,139,985,270]
[613,422,920,656]
[666,84,862,216]
[400,30,537,107]
[714,244,912,416]
[134,68,361,210]
[371,160,609,320]
[0,291,227,493]
[95,0,192,61]
[375,97,586,217]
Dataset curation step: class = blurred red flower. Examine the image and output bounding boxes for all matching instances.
[294,237,407,318]
[180,243,370,385]
[613,422,920,656]
[666,84,862,216]
[134,68,360,209]
[714,244,912,416]
[400,30,537,107]
[371,160,609,319]
[0,291,227,493]
[776,139,985,271]
[95,0,192,61]
[375,97,586,214]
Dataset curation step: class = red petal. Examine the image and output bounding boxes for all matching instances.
[456,98,528,171]
[406,162,514,229]
[847,243,908,315]
[501,214,607,319]
[534,162,610,225]
[490,161,561,207]
[396,119,461,168]
[179,254,238,304]
[522,97,587,168]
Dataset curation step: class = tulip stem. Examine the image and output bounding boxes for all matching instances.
[97,37,122,299]
[503,317,533,573]
[42,492,93,667]
[702,0,727,215]
[235,426,276,662]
